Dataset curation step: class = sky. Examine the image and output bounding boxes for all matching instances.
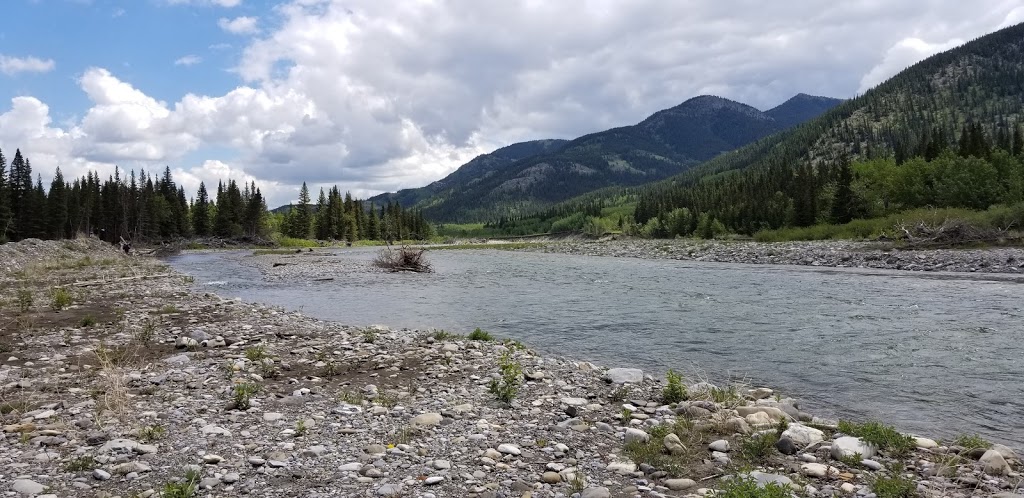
[1,1,1023,207]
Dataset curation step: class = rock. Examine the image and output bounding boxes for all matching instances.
[606,461,637,474]
[624,427,649,444]
[991,443,1019,461]
[606,368,644,384]
[801,463,838,478]
[377,484,404,496]
[410,413,443,427]
[831,436,877,459]
[302,445,328,458]
[164,354,190,364]
[93,469,111,481]
[203,454,224,464]
[580,487,611,498]
[664,433,687,455]
[744,411,772,427]
[12,479,46,496]
[775,437,798,455]
[736,406,790,421]
[665,478,696,490]
[263,412,284,422]
[112,461,152,474]
[861,459,883,471]
[497,443,521,455]
[782,424,825,446]
[424,476,444,485]
[913,436,938,449]
[221,473,240,483]
[725,417,751,434]
[542,471,561,483]
[201,425,232,437]
[708,439,730,452]
[561,397,588,406]
[980,449,1010,476]
[339,462,362,471]
[749,471,792,488]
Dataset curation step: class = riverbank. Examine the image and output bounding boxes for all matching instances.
[518,238,1024,274]
[0,239,1021,497]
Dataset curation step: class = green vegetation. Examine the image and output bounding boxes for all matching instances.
[79,314,96,327]
[138,424,166,442]
[295,419,309,436]
[430,330,461,341]
[488,352,523,403]
[869,466,919,498]
[661,369,688,404]
[362,329,377,343]
[161,468,200,498]
[64,455,97,472]
[232,382,259,410]
[16,289,33,313]
[738,432,779,464]
[951,433,991,451]
[837,420,915,457]
[467,328,494,341]
[715,475,792,498]
[244,345,269,362]
[49,287,72,311]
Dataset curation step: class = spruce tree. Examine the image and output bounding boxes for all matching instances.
[0,148,10,242]
[289,182,313,239]
[829,160,855,224]
[46,167,69,239]
[193,182,210,236]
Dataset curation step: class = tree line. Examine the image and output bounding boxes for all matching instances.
[0,147,431,245]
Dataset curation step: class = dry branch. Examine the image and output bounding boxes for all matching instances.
[893,218,1015,248]
[373,246,433,273]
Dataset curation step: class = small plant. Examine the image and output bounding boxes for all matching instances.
[162,468,200,498]
[431,330,460,341]
[468,328,494,341]
[389,425,414,446]
[338,390,364,405]
[568,472,586,494]
[135,318,157,344]
[16,289,33,313]
[502,338,526,351]
[321,360,340,378]
[64,455,96,472]
[138,424,166,442]
[232,382,259,410]
[362,329,377,343]
[715,475,791,498]
[837,452,864,468]
[535,438,548,447]
[245,345,269,362]
[258,360,280,379]
[738,432,778,463]
[80,315,97,327]
[49,287,73,311]
[661,369,687,404]
[621,407,633,421]
[295,419,309,436]
[951,433,991,451]
[837,420,915,457]
[158,304,180,314]
[869,465,918,498]
[375,389,399,409]
[609,385,630,402]
[488,352,522,403]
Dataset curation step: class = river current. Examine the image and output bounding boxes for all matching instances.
[166,248,1024,449]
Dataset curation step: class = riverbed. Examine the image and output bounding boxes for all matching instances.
[167,247,1024,449]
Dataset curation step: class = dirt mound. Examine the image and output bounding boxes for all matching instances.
[0,237,126,276]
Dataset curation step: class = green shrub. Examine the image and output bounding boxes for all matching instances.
[869,467,918,498]
[64,455,96,472]
[49,287,72,311]
[738,432,778,463]
[661,369,687,404]
[244,345,269,362]
[468,328,494,341]
[951,433,991,451]
[138,425,166,442]
[431,330,461,341]
[837,420,915,457]
[232,382,259,410]
[362,329,377,343]
[715,475,792,498]
[16,289,33,313]
[79,315,96,327]
[488,352,522,403]
[162,468,200,498]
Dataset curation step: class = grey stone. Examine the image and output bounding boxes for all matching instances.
[605,368,643,384]
[665,478,696,490]
[664,433,686,455]
[580,487,611,498]
[93,469,111,481]
[708,439,730,452]
[377,484,404,496]
[980,449,1010,476]
[749,471,792,488]
[775,436,797,455]
[497,443,521,455]
[782,423,825,446]
[410,412,443,427]
[624,427,649,444]
[831,436,877,459]
[11,479,46,496]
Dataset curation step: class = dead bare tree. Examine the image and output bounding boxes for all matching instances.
[894,218,1017,248]
[373,245,433,273]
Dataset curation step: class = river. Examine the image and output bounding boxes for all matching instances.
[166,248,1024,449]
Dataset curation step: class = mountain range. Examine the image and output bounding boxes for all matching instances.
[368,93,843,221]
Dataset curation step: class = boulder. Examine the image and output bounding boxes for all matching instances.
[624,428,649,444]
[980,449,1011,476]
[606,368,644,384]
[782,424,825,446]
[831,436,877,459]
[664,433,686,455]
[665,478,697,490]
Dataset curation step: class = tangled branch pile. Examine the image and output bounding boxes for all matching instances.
[894,218,1014,248]
[373,246,433,273]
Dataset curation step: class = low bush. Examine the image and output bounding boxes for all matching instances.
[488,352,522,403]
[837,420,915,457]
[468,328,494,341]
[661,369,687,404]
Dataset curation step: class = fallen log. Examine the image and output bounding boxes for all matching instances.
[71,273,178,287]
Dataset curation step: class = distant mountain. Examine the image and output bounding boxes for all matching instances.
[765,93,845,129]
[632,21,1024,234]
[371,94,842,221]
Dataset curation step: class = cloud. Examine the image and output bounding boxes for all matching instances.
[218,16,258,34]
[0,54,56,75]
[166,0,242,7]
[174,55,203,66]
[858,37,965,93]
[2,0,1022,208]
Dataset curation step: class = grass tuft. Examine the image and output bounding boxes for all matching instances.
[468,327,494,341]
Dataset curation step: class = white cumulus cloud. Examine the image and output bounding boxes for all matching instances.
[0,55,56,76]
[174,55,203,66]
[218,16,258,35]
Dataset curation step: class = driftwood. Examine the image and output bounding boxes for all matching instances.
[373,246,433,273]
[894,218,1016,248]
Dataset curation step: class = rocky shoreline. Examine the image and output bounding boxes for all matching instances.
[0,239,1021,498]
[517,239,1024,274]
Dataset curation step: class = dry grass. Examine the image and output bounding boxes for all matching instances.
[373,245,433,273]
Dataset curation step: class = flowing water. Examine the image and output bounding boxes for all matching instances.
[167,248,1024,449]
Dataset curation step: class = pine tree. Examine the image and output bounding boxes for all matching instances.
[9,150,32,240]
[46,167,69,239]
[0,148,10,242]
[829,159,855,224]
[314,188,330,239]
[193,182,211,236]
[289,182,313,239]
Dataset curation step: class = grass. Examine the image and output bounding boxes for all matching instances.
[232,382,259,410]
[79,314,97,327]
[338,389,364,405]
[162,468,200,498]
[362,329,377,343]
[16,289,33,313]
[951,433,991,451]
[138,424,166,442]
[295,419,309,436]
[467,327,494,341]
[661,369,687,404]
[837,420,915,457]
[244,345,269,362]
[715,475,792,498]
[134,318,157,345]
[425,242,537,250]
[430,329,462,341]
[488,352,523,403]
[49,287,73,311]
[156,304,180,314]
[621,419,710,476]
[869,465,919,498]
[737,432,779,464]
[64,455,97,472]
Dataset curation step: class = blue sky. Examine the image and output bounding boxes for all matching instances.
[1,0,1022,207]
